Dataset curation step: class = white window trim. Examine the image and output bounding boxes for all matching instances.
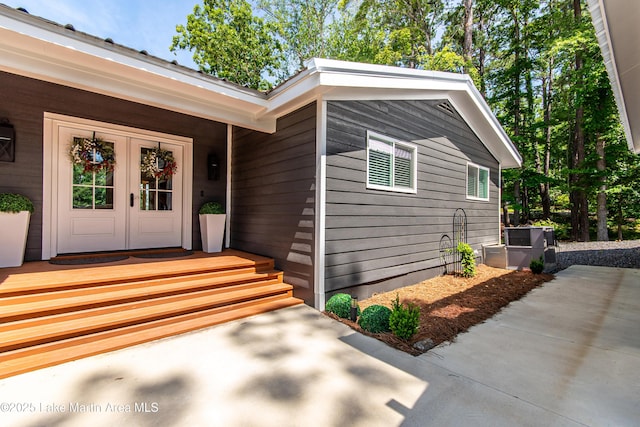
[366,131,418,194]
[466,162,490,201]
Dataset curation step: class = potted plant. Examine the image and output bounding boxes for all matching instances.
[199,201,226,253]
[0,193,34,267]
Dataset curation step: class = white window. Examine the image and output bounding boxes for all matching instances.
[367,131,417,193]
[467,162,490,201]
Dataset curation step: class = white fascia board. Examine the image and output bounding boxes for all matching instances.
[263,71,328,118]
[587,0,636,154]
[308,57,471,82]
[0,12,274,132]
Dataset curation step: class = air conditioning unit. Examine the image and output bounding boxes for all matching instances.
[503,227,556,271]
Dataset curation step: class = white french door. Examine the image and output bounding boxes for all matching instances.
[57,126,127,253]
[128,138,183,249]
[53,120,188,254]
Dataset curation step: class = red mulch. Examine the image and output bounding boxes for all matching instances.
[325,265,554,355]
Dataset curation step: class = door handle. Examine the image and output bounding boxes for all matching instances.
[130,193,134,207]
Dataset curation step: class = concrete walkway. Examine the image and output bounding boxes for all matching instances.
[0,266,638,426]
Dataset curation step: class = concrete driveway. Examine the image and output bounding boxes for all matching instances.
[1,265,638,426]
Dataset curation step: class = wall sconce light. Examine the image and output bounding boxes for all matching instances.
[350,296,359,322]
[207,153,219,181]
[0,119,15,162]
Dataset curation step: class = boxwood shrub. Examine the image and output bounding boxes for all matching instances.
[358,304,392,333]
[0,193,34,213]
[199,201,224,214]
[530,256,544,274]
[325,293,360,319]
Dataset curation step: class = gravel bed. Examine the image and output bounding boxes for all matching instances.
[554,239,640,271]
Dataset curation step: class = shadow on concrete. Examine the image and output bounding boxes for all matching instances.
[20,369,193,427]
[222,306,409,426]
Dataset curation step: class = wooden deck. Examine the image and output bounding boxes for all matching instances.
[0,250,303,379]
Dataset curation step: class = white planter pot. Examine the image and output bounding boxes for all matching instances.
[0,211,31,268]
[199,214,226,253]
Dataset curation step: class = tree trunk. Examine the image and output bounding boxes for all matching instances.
[596,135,608,241]
[540,59,553,219]
[502,175,510,227]
[478,12,487,98]
[463,0,473,64]
[512,6,521,226]
[617,194,624,241]
[570,0,589,242]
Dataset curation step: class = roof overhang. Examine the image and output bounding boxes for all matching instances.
[588,0,640,154]
[0,5,522,168]
[268,59,522,168]
[0,5,272,132]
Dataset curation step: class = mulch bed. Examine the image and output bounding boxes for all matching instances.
[326,265,554,355]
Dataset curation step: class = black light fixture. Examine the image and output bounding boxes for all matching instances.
[350,296,359,321]
[208,153,220,181]
[0,119,15,162]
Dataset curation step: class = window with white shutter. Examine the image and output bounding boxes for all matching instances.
[466,162,490,201]
[367,131,417,193]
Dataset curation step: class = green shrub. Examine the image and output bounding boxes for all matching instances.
[457,242,476,278]
[530,256,544,274]
[199,201,224,214]
[358,305,392,333]
[389,295,420,340]
[0,193,34,213]
[325,293,360,319]
[532,219,568,241]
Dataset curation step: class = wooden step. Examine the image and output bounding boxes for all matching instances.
[0,296,302,380]
[0,252,275,296]
[1,269,283,322]
[0,281,293,352]
[0,251,304,380]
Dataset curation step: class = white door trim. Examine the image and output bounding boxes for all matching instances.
[42,112,193,259]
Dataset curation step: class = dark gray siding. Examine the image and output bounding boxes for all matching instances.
[0,71,227,260]
[231,103,316,305]
[325,99,500,296]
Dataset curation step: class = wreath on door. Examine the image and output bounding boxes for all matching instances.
[141,147,177,180]
[69,135,116,173]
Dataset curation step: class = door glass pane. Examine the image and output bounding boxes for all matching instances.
[95,187,114,209]
[158,176,172,190]
[73,187,93,209]
[158,192,172,210]
[140,188,156,211]
[95,169,114,186]
[71,139,115,210]
[139,147,174,211]
[73,164,92,185]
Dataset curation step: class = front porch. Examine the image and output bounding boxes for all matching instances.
[0,249,303,379]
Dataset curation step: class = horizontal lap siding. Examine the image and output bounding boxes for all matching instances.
[325,100,500,292]
[0,71,227,260]
[231,103,316,304]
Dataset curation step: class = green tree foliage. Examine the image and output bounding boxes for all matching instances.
[258,0,340,72]
[345,0,446,68]
[171,0,284,90]
[173,0,638,240]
